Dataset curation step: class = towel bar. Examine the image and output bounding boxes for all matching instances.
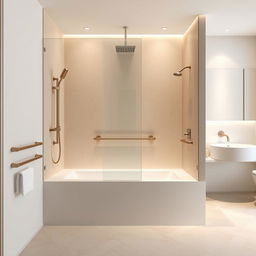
[11,142,43,152]
[11,154,43,168]
[93,135,156,141]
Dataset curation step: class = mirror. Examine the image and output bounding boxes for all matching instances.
[244,68,256,120]
[206,68,256,121]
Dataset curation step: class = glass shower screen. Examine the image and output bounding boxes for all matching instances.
[100,38,142,181]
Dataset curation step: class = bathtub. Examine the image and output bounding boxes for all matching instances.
[44,169,205,225]
[46,168,196,182]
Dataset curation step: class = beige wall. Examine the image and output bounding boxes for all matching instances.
[64,37,183,170]
[182,18,200,180]
[141,38,182,169]
[43,12,65,179]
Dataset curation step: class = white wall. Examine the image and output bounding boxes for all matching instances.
[43,12,65,179]
[207,36,256,68]
[206,36,256,192]
[206,121,256,192]
[3,0,43,255]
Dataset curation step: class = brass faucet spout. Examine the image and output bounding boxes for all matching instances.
[218,130,230,143]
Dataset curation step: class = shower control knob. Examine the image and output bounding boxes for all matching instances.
[184,128,192,140]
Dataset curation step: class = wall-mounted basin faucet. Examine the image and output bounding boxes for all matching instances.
[218,130,230,143]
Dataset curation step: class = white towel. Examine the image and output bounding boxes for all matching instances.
[20,167,34,196]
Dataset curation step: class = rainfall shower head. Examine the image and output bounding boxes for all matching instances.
[173,66,191,76]
[115,26,136,53]
[116,45,136,53]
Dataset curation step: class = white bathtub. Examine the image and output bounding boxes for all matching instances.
[44,168,205,225]
[46,168,196,182]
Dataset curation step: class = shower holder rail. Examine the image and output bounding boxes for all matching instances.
[10,154,43,168]
[93,135,156,141]
[10,142,43,152]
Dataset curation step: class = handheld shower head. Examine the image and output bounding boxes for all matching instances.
[50,67,69,164]
[56,68,69,86]
[173,66,191,76]
[60,68,69,80]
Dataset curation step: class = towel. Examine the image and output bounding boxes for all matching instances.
[20,167,34,196]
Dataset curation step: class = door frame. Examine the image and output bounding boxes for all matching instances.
[0,0,4,254]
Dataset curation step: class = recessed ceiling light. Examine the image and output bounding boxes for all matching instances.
[84,27,90,31]
[225,28,230,32]
[161,27,168,31]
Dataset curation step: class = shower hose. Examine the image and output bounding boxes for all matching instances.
[51,130,61,164]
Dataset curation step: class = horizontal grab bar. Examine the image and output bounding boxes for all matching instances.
[11,142,43,152]
[180,139,193,144]
[94,135,156,141]
[11,154,43,168]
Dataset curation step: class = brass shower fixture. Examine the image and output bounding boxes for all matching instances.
[173,66,191,76]
[49,68,69,164]
[218,130,230,143]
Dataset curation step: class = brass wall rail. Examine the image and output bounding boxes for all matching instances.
[11,154,43,168]
[94,135,156,141]
[180,139,193,144]
[10,142,43,152]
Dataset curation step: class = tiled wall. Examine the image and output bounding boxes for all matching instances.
[64,37,183,171]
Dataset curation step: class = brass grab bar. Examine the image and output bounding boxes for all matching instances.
[94,135,156,141]
[11,154,43,168]
[11,142,43,152]
[180,139,193,144]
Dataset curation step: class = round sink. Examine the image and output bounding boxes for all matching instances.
[210,143,256,162]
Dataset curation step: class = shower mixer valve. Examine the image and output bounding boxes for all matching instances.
[184,128,192,140]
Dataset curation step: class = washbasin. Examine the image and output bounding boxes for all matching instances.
[210,143,256,162]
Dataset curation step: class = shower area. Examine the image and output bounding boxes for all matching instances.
[43,14,206,225]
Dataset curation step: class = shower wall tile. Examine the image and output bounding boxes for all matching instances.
[141,38,182,169]
[64,37,183,170]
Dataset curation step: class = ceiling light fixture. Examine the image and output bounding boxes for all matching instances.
[225,28,230,33]
[84,27,90,31]
[162,27,168,31]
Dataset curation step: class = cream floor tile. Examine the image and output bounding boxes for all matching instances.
[20,192,256,256]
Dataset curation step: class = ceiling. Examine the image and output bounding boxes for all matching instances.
[38,0,256,35]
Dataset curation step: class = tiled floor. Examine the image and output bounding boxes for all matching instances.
[21,193,256,256]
